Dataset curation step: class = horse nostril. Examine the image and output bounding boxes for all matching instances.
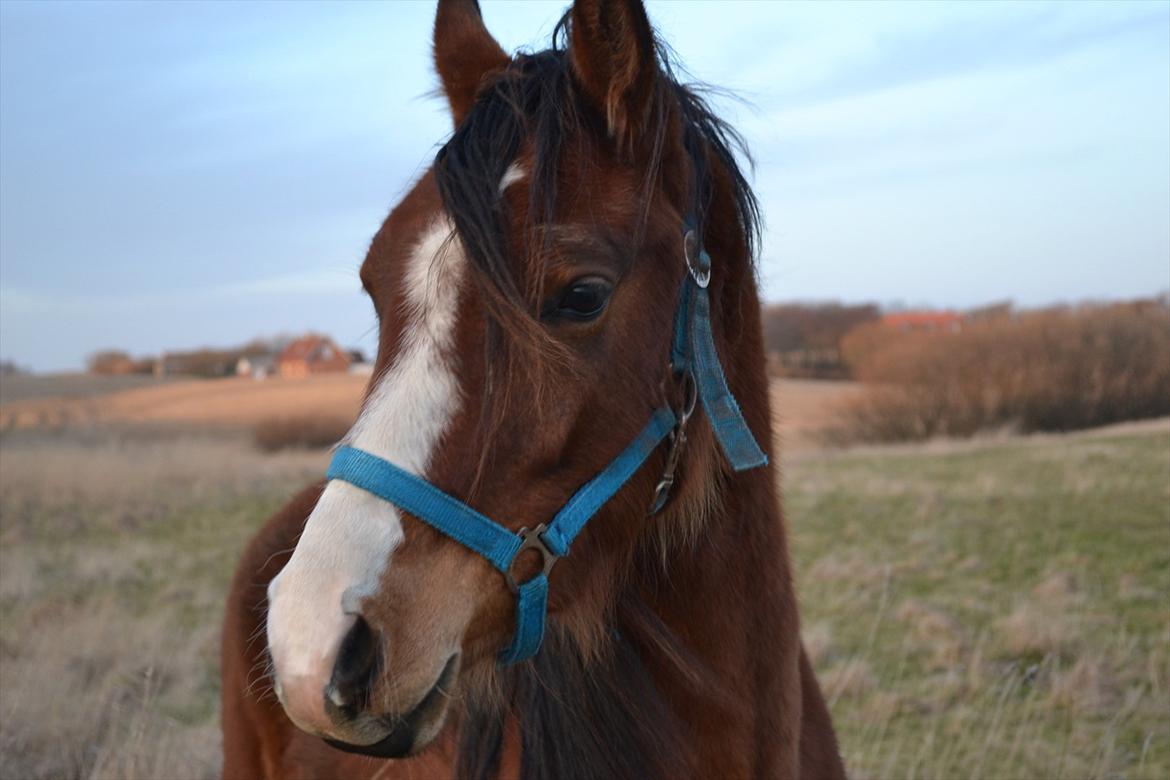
[326,616,380,714]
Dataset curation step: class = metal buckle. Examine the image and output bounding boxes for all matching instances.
[503,523,559,594]
[651,370,698,514]
[683,229,711,288]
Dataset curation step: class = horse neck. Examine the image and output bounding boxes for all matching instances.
[495,458,799,780]
[614,263,802,777]
[631,469,800,777]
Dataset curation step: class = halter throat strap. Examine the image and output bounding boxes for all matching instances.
[324,223,766,665]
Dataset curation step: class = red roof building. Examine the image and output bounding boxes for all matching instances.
[275,335,350,378]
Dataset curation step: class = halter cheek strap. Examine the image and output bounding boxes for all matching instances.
[324,226,767,665]
[673,226,769,471]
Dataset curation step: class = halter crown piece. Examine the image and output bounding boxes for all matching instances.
[326,218,768,664]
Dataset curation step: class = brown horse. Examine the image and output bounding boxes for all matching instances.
[221,1,844,777]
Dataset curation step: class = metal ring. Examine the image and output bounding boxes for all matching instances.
[503,523,559,594]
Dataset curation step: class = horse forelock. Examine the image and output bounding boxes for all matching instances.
[432,10,760,365]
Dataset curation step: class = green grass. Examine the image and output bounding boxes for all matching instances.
[786,428,1170,779]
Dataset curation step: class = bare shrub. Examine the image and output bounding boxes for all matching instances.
[253,415,351,452]
[831,299,1170,442]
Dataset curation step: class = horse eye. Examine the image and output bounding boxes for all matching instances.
[552,278,612,321]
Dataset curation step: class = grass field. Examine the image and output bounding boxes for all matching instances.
[0,378,1166,778]
[789,423,1170,778]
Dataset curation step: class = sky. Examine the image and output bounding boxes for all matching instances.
[1,0,1167,373]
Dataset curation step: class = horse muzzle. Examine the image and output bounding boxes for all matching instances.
[323,652,460,758]
[269,604,460,757]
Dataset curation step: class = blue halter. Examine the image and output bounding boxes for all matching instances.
[325,225,768,664]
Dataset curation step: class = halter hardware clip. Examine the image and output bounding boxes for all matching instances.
[651,370,698,514]
[503,523,559,594]
[683,229,711,288]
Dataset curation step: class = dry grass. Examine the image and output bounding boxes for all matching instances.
[1,600,222,779]
[0,426,324,780]
[253,415,353,452]
[0,373,180,405]
[0,374,366,431]
[769,379,868,452]
[2,375,854,454]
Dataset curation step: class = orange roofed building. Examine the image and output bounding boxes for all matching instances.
[275,334,350,378]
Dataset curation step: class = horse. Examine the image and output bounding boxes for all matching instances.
[220,1,845,777]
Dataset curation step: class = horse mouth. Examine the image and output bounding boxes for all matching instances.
[324,653,459,759]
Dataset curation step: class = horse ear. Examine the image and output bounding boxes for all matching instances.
[568,0,659,149]
[433,0,509,126]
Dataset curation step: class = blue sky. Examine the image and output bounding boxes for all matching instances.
[1,0,1167,372]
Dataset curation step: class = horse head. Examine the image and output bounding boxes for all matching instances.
[264,0,764,758]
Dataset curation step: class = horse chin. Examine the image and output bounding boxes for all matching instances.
[323,653,459,759]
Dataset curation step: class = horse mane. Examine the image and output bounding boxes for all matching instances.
[434,12,763,780]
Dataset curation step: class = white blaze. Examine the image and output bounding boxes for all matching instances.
[266,214,465,730]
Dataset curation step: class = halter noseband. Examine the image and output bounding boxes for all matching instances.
[325,222,767,664]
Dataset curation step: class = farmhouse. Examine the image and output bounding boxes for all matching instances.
[235,354,276,380]
[275,334,350,378]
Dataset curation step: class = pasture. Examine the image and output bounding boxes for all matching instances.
[0,377,1166,778]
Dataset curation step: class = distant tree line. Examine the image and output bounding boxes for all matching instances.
[761,302,881,379]
[760,294,1169,384]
